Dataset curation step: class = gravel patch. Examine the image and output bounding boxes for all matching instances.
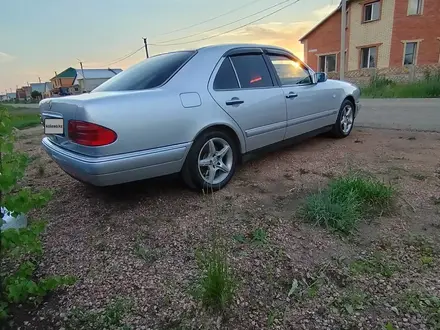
[8,127,440,329]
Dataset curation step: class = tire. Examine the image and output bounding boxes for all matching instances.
[181,130,238,191]
[331,99,355,138]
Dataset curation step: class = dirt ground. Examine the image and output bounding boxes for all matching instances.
[11,127,440,330]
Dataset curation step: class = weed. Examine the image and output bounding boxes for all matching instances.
[350,253,397,278]
[362,71,440,98]
[334,289,370,315]
[194,245,236,310]
[384,322,397,330]
[399,291,440,328]
[66,298,133,330]
[233,233,246,244]
[251,228,268,245]
[267,309,283,328]
[300,174,394,234]
[134,241,158,263]
[420,256,434,267]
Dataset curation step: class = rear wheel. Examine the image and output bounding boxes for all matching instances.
[331,99,355,138]
[182,130,238,191]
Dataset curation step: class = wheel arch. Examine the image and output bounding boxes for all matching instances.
[343,95,356,115]
[193,123,246,156]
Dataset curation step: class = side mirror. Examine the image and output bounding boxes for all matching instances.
[315,72,328,83]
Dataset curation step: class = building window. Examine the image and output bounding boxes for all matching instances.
[363,1,381,22]
[361,47,377,68]
[408,0,423,15]
[318,54,337,73]
[404,42,418,65]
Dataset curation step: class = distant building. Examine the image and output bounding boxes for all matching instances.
[50,67,122,96]
[299,0,440,73]
[43,82,53,99]
[73,68,123,93]
[0,95,6,101]
[6,92,16,101]
[30,83,46,100]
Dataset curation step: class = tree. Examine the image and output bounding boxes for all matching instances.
[31,90,42,99]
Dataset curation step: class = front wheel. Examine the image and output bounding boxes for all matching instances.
[181,130,238,191]
[331,99,355,138]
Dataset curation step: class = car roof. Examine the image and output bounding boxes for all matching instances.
[196,43,292,57]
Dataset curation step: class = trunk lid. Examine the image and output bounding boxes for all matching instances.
[39,97,80,152]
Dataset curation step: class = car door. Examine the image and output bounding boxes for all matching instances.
[208,49,287,152]
[265,50,339,140]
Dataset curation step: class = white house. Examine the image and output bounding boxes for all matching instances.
[73,68,122,93]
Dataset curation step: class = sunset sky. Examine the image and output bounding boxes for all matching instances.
[0,0,338,92]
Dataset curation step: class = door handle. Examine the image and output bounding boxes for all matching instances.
[286,92,298,99]
[225,98,244,106]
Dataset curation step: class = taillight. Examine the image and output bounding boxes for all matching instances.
[68,120,117,146]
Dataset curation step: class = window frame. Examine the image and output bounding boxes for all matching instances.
[362,0,381,23]
[402,40,420,66]
[317,54,338,73]
[212,57,241,91]
[212,49,278,91]
[407,0,423,16]
[359,46,378,69]
[265,49,314,87]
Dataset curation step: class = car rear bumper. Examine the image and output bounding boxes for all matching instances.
[42,137,191,186]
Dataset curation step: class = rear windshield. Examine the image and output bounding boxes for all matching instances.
[92,51,196,92]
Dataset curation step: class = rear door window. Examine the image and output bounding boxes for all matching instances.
[213,58,240,90]
[92,51,195,92]
[230,54,274,89]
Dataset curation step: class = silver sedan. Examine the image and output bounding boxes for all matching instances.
[40,43,361,190]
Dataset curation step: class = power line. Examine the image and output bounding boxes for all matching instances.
[105,46,145,67]
[150,0,302,47]
[153,0,293,45]
[154,0,267,38]
[101,0,301,67]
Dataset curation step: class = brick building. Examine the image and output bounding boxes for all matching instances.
[299,0,440,74]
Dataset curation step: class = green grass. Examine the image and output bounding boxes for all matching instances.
[361,72,440,98]
[300,174,395,234]
[66,298,133,330]
[9,113,41,129]
[194,245,236,310]
[350,253,398,278]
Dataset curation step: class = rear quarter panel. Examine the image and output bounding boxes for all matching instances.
[76,88,246,157]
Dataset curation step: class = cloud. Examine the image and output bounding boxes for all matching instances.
[0,51,14,63]
[313,4,339,20]
[204,21,316,57]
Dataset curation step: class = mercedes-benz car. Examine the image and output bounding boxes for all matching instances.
[40,43,361,190]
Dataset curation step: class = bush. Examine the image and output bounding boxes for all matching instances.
[300,174,394,234]
[0,106,75,320]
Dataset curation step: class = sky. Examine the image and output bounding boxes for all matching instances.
[0,0,338,92]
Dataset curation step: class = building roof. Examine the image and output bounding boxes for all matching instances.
[72,68,122,85]
[30,83,46,93]
[52,67,77,79]
[299,1,353,42]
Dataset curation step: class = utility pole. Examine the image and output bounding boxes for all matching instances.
[143,37,149,58]
[38,77,41,83]
[340,0,347,81]
[78,60,87,93]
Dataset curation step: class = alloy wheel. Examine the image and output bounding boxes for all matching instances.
[340,104,354,134]
[197,137,233,185]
